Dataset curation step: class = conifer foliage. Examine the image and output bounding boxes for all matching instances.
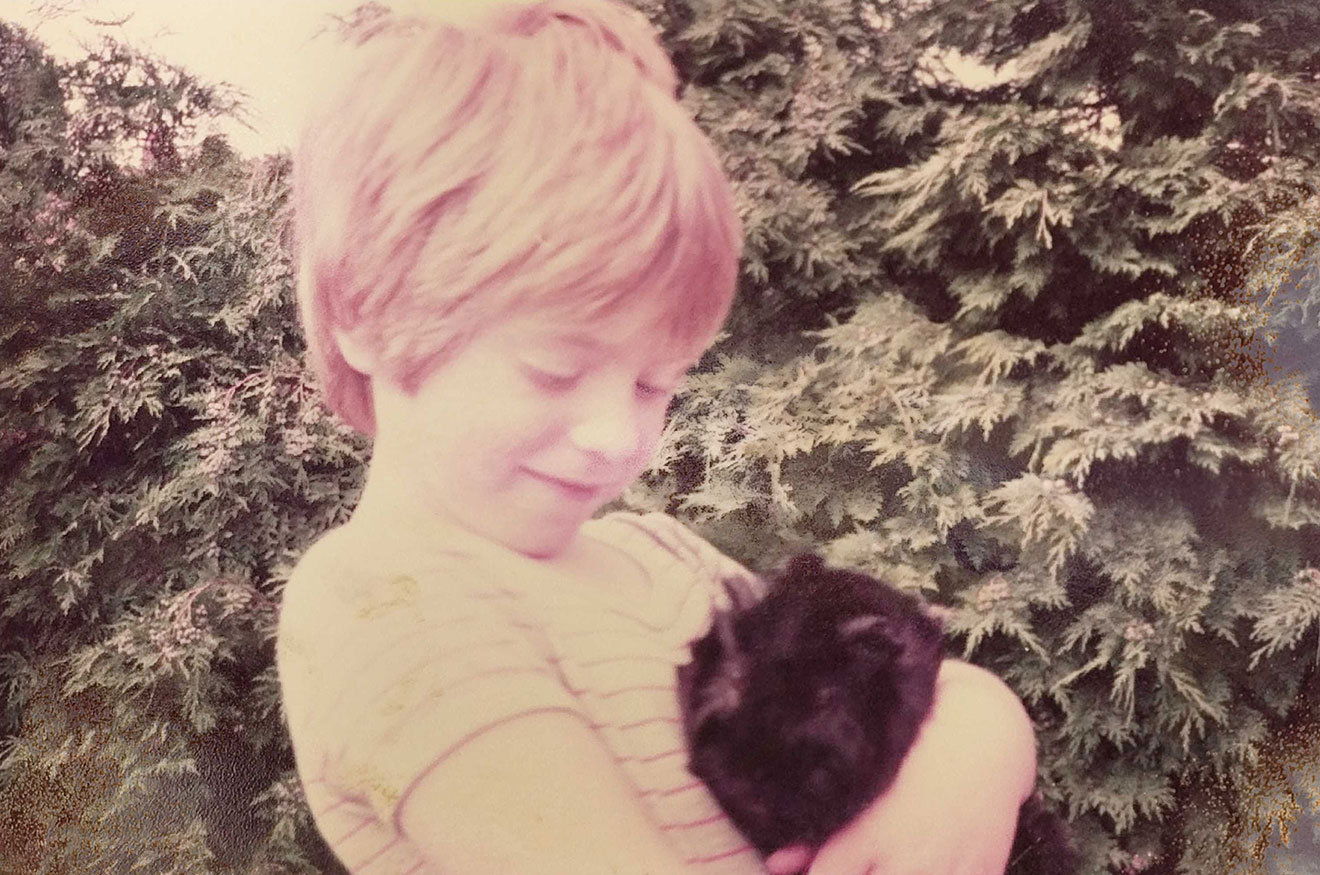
[0,22,359,873]
[3,1,1320,872]
[631,1,1320,871]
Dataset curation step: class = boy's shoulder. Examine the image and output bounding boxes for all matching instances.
[588,510,711,557]
[287,520,483,582]
[588,511,761,598]
[277,524,485,645]
[280,525,385,618]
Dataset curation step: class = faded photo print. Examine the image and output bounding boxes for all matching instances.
[3,2,1319,874]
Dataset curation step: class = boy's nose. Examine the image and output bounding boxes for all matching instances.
[568,400,643,464]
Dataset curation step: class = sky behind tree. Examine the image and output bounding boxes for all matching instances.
[7,0,390,156]
[7,1,1006,159]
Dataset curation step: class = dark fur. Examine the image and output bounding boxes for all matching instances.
[677,554,1078,874]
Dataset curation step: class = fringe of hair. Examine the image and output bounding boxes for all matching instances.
[293,0,742,434]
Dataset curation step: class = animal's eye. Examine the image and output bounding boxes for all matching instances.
[839,614,887,638]
[693,721,725,747]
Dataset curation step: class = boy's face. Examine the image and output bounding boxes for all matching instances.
[366,302,704,558]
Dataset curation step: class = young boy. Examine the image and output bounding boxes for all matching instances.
[276,2,1038,873]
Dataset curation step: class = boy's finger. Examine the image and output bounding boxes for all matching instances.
[764,844,814,874]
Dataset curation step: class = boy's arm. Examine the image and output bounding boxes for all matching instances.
[397,710,698,875]
[767,659,1037,875]
[280,537,704,874]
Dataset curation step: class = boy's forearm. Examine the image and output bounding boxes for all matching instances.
[929,658,1038,804]
[778,659,1040,874]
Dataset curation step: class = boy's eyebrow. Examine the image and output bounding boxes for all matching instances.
[546,331,604,350]
[538,331,698,374]
[543,329,685,359]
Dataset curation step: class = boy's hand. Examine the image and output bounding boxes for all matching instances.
[767,660,1037,875]
[764,845,814,874]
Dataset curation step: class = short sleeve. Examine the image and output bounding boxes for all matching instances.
[277,538,586,828]
[598,512,766,608]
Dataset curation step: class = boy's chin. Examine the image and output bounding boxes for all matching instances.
[477,513,587,560]
[514,534,573,560]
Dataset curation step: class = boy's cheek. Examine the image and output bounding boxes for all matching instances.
[627,431,666,479]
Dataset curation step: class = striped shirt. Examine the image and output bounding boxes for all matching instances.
[277,511,767,874]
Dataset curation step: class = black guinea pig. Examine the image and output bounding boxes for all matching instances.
[677,554,1078,875]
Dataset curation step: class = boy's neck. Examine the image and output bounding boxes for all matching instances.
[344,481,587,567]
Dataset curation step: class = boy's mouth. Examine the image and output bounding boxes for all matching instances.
[523,469,604,501]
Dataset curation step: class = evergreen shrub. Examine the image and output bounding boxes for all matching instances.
[4,2,1320,872]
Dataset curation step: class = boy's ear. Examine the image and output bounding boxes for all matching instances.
[333,328,378,376]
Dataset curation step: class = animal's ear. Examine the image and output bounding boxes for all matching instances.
[781,553,827,580]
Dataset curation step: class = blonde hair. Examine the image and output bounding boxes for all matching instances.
[294,0,743,434]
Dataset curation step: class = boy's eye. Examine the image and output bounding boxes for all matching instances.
[636,380,676,400]
[523,365,581,391]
